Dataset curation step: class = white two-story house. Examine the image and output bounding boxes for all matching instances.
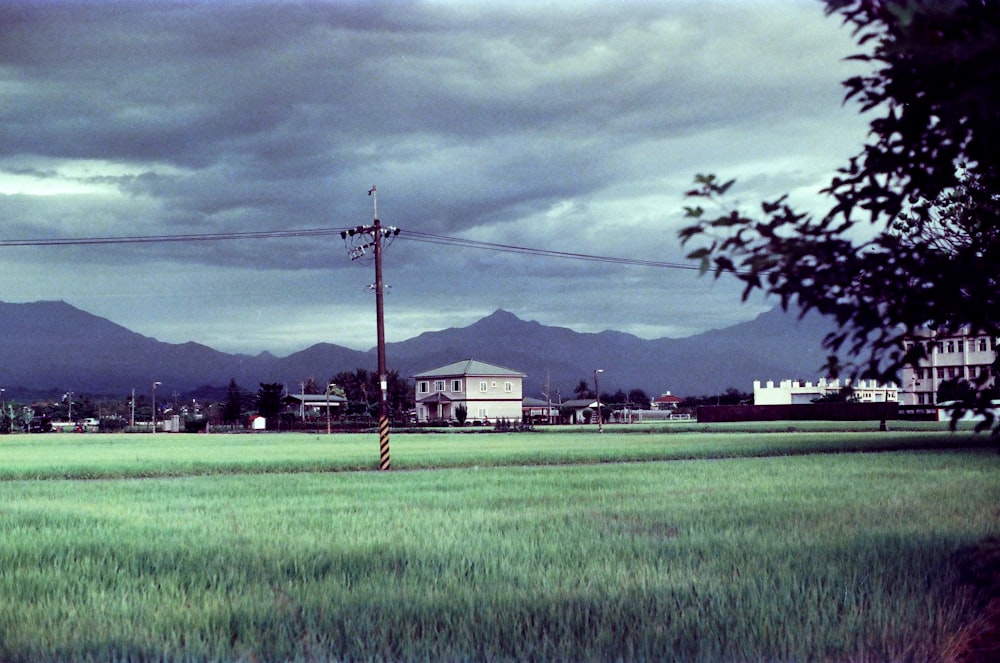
[413,359,526,423]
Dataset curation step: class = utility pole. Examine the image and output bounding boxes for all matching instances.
[151,381,161,433]
[594,369,604,433]
[543,370,552,425]
[341,186,400,471]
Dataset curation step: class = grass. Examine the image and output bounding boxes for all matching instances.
[0,428,997,661]
[0,424,990,480]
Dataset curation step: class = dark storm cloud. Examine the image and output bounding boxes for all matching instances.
[0,0,869,352]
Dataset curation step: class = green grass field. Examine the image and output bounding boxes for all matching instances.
[0,427,997,662]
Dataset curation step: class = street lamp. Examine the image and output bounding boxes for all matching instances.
[151,381,161,433]
[594,369,604,433]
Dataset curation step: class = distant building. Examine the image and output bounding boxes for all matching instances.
[901,329,998,405]
[283,393,347,420]
[413,359,526,423]
[522,397,559,424]
[651,391,682,410]
[559,399,598,425]
[754,378,898,405]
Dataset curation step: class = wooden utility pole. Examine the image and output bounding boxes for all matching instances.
[341,186,399,470]
[372,209,390,470]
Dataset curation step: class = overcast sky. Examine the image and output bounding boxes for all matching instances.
[0,0,869,355]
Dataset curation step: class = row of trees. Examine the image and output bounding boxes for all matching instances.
[570,379,652,409]
[215,369,416,430]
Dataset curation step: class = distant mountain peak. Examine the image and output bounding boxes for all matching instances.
[481,309,521,322]
[469,309,533,330]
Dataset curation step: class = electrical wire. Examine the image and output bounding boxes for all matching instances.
[0,227,343,246]
[0,226,706,272]
[398,230,705,272]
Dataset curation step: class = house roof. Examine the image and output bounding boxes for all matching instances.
[412,358,527,379]
[284,393,347,405]
[653,394,682,404]
[417,392,453,404]
[561,399,597,408]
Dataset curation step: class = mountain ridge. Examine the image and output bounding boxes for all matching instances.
[0,300,836,399]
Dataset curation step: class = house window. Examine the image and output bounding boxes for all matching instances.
[957,340,964,352]
[947,341,955,353]
[504,381,513,393]
[434,380,445,392]
[451,380,462,392]
[478,408,489,419]
[418,381,429,394]
[981,339,989,352]
[480,381,488,392]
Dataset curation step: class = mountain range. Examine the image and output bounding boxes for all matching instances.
[0,300,837,400]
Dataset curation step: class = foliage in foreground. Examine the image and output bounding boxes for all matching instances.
[0,433,998,661]
[680,0,1000,429]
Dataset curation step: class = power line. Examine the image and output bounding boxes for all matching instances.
[0,227,342,247]
[398,230,705,272]
[0,226,706,272]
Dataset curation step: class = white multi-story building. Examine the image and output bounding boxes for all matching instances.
[901,329,998,405]
[754,378,898,405]
[413,359,526,423]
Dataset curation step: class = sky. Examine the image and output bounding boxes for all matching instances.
[0,0,871,356]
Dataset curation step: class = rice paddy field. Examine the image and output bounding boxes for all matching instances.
[0,424,998,662]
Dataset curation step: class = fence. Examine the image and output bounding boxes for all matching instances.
[697,402,898,423]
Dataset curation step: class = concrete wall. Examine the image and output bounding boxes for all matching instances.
[698,402,899,423]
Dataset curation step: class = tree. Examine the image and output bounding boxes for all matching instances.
[455,403,468,426]
[331,368,413,424]
[332,369,372,416]
[812,387,859,404]
[679,0,1000,429]
[256,382,284,429]
[681,388,751,408]
[386,370,414,422]
[628,389,652,410]
[937,378,978,406]
[222,378,243,428]
[605,389,629,405]
[573,379,593,400]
